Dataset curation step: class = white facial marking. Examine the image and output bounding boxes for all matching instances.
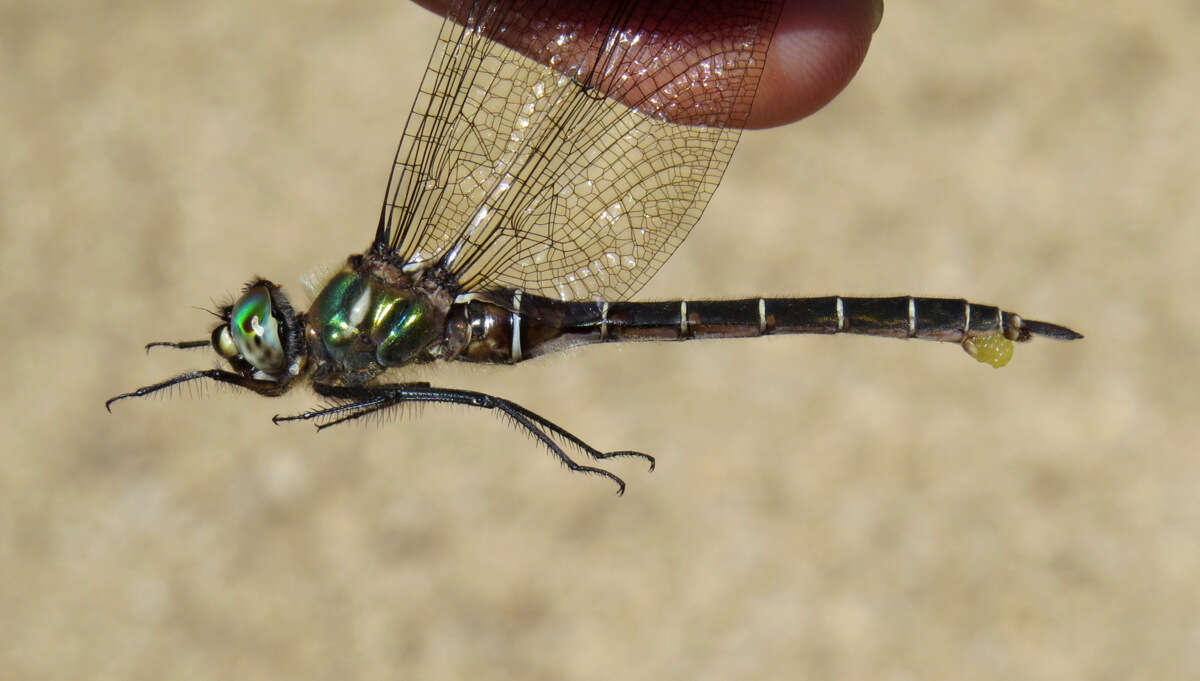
[216,326,237,358]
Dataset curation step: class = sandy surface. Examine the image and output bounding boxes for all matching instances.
[4,1,1198,679]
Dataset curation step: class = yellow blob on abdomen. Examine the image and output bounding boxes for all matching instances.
[962,332,1015,368]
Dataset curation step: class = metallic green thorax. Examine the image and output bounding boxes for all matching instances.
[307,267,442,380]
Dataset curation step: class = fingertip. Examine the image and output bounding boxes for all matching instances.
[748,0,880,129]
[410,0,447,16]
[411,0,879,129]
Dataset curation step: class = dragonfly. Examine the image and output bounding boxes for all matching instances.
[107,0,1081,494]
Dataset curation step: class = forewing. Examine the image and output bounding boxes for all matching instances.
[378,0,781,300]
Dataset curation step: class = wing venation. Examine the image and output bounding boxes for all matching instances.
[378,0,781,301]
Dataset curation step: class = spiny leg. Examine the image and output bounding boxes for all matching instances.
[273,382,653,494]
[144,339,211,352]
[106,369,283,411]
[496,398,655,470]
[302,383,655,472]
[270,382,438,430]
[491,404,634,495]
[272,396,390,426]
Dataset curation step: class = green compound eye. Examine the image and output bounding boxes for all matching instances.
[229,284,286,374]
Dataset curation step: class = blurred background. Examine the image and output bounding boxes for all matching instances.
[4,1,1197,679]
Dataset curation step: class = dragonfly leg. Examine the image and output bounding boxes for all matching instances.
[273,382,653,495]
[144,339,211,352]
[106,369,286,411]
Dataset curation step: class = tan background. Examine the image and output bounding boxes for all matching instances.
[4,1,1197,679]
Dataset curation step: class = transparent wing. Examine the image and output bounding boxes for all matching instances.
[375,0,781,301]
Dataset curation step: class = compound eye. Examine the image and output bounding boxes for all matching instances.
[229,284,286,374]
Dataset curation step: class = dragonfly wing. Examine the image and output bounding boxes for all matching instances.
[378,0,782,301]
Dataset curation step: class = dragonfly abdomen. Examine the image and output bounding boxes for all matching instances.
[447,292,1082,367]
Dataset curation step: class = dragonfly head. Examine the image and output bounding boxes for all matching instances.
[105,278,309,412]
[212,279,307,382]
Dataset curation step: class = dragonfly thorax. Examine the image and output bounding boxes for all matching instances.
[306,257,451,385]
